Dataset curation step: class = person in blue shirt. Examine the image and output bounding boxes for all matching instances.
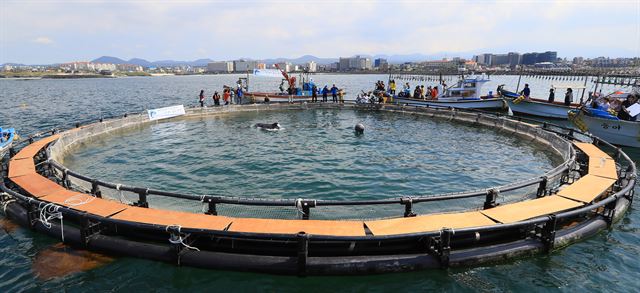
[236,87,243,105]
[331,84,338,103]
[322,85,329,102]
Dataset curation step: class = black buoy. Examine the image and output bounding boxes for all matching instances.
[355,123,365,135]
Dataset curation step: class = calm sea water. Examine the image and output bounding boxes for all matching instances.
[0,74,638,292]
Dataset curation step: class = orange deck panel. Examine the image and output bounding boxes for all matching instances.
[8,159,36,178]
[228,218,366,236]
[557,174,616,203]
[40,190,129,218]
[111,206,232,230]
[573,142,611,160]
[481,196,582,224]
[588,157,618,179]
[10,173,65,198]
[12,135,60,160]
[364,211,496,236]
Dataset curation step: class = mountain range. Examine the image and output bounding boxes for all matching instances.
[88,53,456,68]
[2,53,464,68]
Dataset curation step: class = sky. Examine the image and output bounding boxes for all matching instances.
[0,0,639,64]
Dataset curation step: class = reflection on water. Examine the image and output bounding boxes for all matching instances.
[32,243,113,280]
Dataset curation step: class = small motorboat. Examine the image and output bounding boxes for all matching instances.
[393,75,506,110]
[0,128,16,158]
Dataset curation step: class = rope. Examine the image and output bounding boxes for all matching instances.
[295,198,305,217]
[200,195,207,213]
[38,202,64,242]
[64,194,95,207]
[166,225,199,251]
[115,184,130,204]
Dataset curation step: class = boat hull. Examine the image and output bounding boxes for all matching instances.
[394,97,506,110]
[243,92,312,103]
[570,111,640,147]
[504,97,573,119]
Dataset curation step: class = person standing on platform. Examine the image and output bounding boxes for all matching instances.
[431,86,439,99]
[212,91,220,106]
[548,88,555,103]
[390,80,396,95]
[338,89,345,103]
[322,85,329,102]
[564,88,573,106]
[311,84,318,102]
[331,84,338,103]
[237,87,244,105]
[199,90,205,107]
[223,89,230,105]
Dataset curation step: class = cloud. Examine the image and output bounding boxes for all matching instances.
[1,0,639,64]
[33,37,53,45]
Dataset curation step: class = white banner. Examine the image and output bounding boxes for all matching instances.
[252,69,282,78]
[148,105,186,121]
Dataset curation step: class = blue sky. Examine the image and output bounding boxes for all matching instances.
[1,0,639,64]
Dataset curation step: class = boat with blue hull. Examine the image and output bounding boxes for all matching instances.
[393,76,505,110]
[0,128,16,158]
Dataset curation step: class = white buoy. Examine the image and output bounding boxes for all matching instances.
[355,123,365,134]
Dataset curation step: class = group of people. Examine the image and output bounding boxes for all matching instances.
[310,84,343,103]
[518,84,574,106]
[591,93,640,121]
[199,86,244,107]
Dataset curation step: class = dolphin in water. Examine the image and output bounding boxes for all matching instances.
[254,122,282,131]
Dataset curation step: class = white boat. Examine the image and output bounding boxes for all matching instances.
[503,97,577,119]
[499,85,582,119]
[0,128,16,158]
[569,108,640,147]
[394,76,506,110]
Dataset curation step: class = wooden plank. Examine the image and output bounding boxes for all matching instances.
[228,218,366,236]
[40,191,128,218]
[588,157,618,179]
[12,135,60,160]
[573,142,611,160]
[481,196,582,224]
[557,174,616,203]
[10,174,63,198]
[111,206,232,230]
[8,159,35,178]
[364,211,496,236]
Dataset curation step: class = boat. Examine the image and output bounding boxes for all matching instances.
[243,67,325,103]
[393,76,506,110]
[498,85,583,119]
[0,128,16,158]
[568,88,640,147]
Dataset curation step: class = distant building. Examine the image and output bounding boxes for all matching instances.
[538,51,557,63]
[422,58,459,69]
[256,63,267,69]
[306,61,317,72]
[338,55,372,71]
[233,60,258,72]
[507,52,521,68]
[207,61,233,73]
[374,58,388,68]
[491,54,510,66]
[116,64,143,72]
[275,62,292,72]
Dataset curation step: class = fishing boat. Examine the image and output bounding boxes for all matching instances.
[393,76,506,110]
[498,85,583,119]
[568,106,640,147]
[568,87,640,147]
[0,128,16,158]
[243,67,323,103]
